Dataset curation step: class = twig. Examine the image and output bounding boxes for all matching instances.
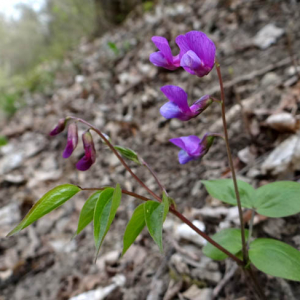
[213,262,238,298]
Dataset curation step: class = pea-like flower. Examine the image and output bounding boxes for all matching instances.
[76,130,96,171]
[149,36,180,70]
[160,85,213,121]
[49,118,67,136]
[62,123,78,158]
[170,133,217,164]
[175,31,216,77]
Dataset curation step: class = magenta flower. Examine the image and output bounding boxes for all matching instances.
[160,85,213,121]
[49,118,67,136]
[175,31,216,77]
[149,36,180,70]
[63,123,78,158]
[76,131,96,171]
[170,133,216,164]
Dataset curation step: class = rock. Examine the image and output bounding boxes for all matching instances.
[265,112,299,132]
[261,72,280,87]
[0,203,20,228]
[0,152,24,175]
[69,274,126,300]
[182,285,213,300]
[263,218,285,239]
[176,220,206,246]
[253,24,284,50]
[261,134,300,175]
[238,147,256,164]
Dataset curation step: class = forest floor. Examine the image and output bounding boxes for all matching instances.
[1,0,300,299]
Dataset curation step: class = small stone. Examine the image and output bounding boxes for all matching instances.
[253,24,284,50]
[176,220,206,246]
[261,72,280,87]
[182,285,213,300]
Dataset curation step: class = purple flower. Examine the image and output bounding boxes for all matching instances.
[49,118,67,136]
[170,133,216,164]
[63,123,78,158]
[175,31,216,77]
[160,85,213,121]
[149,36,180,70]
[76,131,96,171]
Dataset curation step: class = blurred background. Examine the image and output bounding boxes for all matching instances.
[0,0,300,299]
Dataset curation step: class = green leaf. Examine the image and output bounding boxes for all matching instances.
[254,181,300,217]
[93,185,122,257]
[201,179,255,208]
[122,203,146,255]
[76,191,102,235]
[144,197,169,252]
[114,146,140,164]
[203,228,249,260]
[7,184,80,236]
[0,136,8,147]
[249,238,300,281]
[107,42,119,55]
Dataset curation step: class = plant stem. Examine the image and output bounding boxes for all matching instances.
[246,266,267,300]
[80,186,244,265]
[73,117,243,264]
[247,209,255,249]
[215,61,248,263]
[141,159,167,194]
[70,117,161,203]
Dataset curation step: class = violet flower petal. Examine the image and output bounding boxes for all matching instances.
[175,31,216,77]
[149,52,176,70]
[160,102,188,120]
[185,31,216,69]
[76,131,96,171]
[160,85,190,113]
[151,36,173,63]
[49,118,66,136]
[178,150,196,164]
[63,123,78,158]
[180,50,202,75]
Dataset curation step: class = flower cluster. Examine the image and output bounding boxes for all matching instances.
[150,31,219,164]
[50,119,96,171]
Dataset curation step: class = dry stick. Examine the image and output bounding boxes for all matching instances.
[215,61,248,263]
[80,186,244,266]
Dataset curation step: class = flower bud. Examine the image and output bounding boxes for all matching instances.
[76,130,96,171]
[62,123,78,158]
[49,118,67,136]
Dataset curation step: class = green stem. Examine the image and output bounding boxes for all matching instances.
[247,210,255,249]
[70,117,161,203]
[80,186,244,266]
[215,61,248,263]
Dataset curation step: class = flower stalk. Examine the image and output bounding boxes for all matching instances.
[215,60,248,263]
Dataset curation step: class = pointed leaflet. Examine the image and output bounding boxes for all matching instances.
[93,184,122,257]
[114,146,140,164]
[254,181,300,217]
[76,190,102,235]
[122,203,146,255]
[144,193,169,252]
[7,184,80,236]
[201,179,255,208]
[203,228,249,261]
[249,238,300,281]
